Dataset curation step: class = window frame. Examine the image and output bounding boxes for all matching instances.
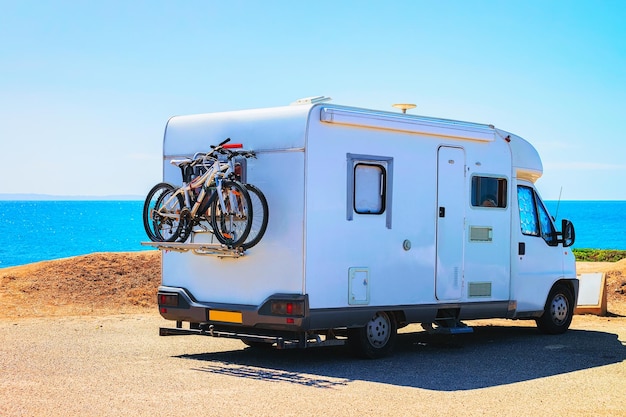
[471,175,508,209]
[346,153,393,229]
[353,162,387,215]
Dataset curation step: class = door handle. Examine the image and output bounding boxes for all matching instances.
[518,242,526,255]
[439,207,445,218]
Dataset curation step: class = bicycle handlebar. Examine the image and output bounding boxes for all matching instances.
[188,138,256,167]
[217,137,231,148]
[209,138,256,159]
[219,148,257,159]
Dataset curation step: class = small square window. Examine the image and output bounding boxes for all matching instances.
[354,163,385,214]
[471,176,507,208]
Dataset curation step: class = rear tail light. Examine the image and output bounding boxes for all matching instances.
[270,301,304,316]
[158,293,179,307]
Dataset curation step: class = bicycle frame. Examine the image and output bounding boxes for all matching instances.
[157,156,230,223]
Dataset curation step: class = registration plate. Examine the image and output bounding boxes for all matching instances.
[209,310,243,324]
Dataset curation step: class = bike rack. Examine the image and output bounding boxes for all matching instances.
[140,242,244,258]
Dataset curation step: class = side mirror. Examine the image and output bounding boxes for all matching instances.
[561,219,575,247]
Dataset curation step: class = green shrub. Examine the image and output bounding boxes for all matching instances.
[573,249,626,262]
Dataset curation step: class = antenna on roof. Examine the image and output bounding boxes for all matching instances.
[392,103,416,114]
[555,186,563,220]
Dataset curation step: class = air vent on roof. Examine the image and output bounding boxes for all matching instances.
[291,96,332,105]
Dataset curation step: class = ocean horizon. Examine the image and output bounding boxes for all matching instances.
[0,193,144,201]
[0,199,625,268]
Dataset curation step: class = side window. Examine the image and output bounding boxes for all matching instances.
[537,199,556,244]
[518,185,557,245]
[347,153,393,229]
[471,176,507,208]
[354,163,385,214]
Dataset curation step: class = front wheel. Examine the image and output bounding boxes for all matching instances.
[210,180,253,248]
[143,183,185,242]
[536,283,575,334]
[347,311,397,359]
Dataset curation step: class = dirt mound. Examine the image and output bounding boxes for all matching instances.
[1,252,625,319]
[0,251,161,318]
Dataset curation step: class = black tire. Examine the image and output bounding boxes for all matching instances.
[536,283,575,334]
[142,183,185,242]
[210,180,253,248]
[241,184,269,250]
[347,311,397,359]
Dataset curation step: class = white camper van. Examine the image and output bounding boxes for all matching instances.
[149,98,578,358]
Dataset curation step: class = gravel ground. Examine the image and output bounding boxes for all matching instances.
[1,313,625,416]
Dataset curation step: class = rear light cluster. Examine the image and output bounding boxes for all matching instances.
[270,301,304,316]
[158,293,179,314]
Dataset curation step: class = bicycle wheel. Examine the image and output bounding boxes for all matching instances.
[143,182,185,242]
[241,184,269,250]
[210,180,253,248]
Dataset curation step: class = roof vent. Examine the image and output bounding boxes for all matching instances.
[291,96,332,105]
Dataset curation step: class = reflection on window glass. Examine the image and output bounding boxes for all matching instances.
[354,163,385,214]
[518,186,539,236]
[471,176,507,208]
[537,200,556,244]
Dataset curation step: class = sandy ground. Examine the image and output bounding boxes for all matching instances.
[1,251,625,318]
[0,252,625,416]
[0,251,161,318]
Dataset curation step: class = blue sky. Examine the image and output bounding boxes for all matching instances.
[1,0,625,200]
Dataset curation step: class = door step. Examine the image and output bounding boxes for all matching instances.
[422,318,474,335]
[421,308,475,335]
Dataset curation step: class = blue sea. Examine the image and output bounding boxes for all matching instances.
[0,201,150,268]
[0,200,625,268]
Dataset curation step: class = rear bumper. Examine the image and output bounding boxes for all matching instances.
[157,286,308,332]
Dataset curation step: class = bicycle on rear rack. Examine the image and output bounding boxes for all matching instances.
[142,138,253,248]
[212,143,269,250]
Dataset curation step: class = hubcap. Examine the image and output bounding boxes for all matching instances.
[551,294,569,325]
[366,312,391,347]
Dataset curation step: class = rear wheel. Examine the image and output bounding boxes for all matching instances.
[143,183,185,242]
[241,184,269,250]
[347,311,397,359]
[536,283,574,334]
[210,180,253,248]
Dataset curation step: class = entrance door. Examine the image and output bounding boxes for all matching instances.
[436,146,465,300]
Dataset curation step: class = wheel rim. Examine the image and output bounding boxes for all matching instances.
[366,312,391,347]
[550,293,569,325]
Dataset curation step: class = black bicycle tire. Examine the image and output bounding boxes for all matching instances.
[241,183,269,250]
[209,180,253,248]
[143,183,172,241]
[142,182,184,242]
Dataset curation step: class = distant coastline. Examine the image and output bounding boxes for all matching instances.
[0,193,143,201]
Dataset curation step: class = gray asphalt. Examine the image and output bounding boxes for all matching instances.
[1,314,625,416]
